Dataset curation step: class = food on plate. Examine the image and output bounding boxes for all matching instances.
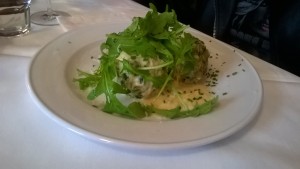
[75,4,218,119]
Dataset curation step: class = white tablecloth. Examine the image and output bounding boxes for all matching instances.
[1,0,300,168]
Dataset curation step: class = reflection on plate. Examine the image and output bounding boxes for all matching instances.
[27,22,262,150]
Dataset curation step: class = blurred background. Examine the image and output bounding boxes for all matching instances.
[132,0,300,76]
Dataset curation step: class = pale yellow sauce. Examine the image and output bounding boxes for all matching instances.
[141,83,215,111]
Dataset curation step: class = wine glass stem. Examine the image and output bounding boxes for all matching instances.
[46,0,57,16]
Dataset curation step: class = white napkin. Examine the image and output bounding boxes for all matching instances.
[0,24,64,58]
[57,13,129,32]
[57,7,147,32]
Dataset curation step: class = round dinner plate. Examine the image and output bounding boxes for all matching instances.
[27,22,263,150]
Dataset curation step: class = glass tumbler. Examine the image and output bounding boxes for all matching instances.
[0,0,31,37]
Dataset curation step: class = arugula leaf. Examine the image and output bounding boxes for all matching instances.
[127,102,148,119]
[121,60,165,88]
[74,70,101,90]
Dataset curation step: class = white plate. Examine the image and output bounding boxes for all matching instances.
[27,22,263,150]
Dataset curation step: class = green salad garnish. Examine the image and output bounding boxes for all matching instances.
[75,4,218,119]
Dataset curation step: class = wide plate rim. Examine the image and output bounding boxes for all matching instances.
[27,22,263,150]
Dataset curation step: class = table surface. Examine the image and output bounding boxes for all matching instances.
[1,0,300,169]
